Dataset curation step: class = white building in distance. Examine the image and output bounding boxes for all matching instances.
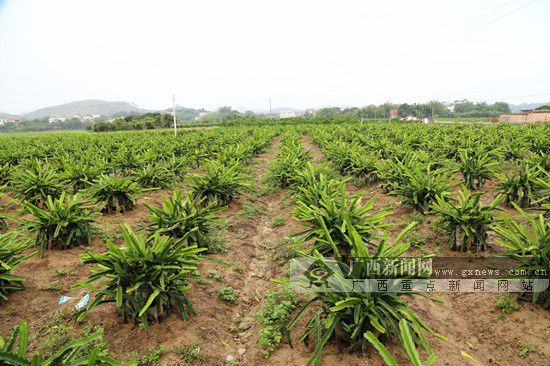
[48,116,66,123]
[279,111,304,118]
[0,117,20,125]
[195,112,209,120]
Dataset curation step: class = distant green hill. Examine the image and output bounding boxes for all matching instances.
[509,102,550,112]
[23,99,146,119]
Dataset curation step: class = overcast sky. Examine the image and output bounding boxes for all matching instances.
[1,0,549,114]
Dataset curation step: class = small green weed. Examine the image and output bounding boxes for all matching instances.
[207,269,224,282]
[139,345,165,366]
[518,342,536,357]
[257,289,298,357]
[173,343,205,364]
[269,216,286,228]
[218,286,240,304]
[241,203,262,218]
[38,280,61,291]
[493,294,520,318]
[233,262,244,274]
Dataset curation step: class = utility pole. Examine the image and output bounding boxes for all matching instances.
[268,98,272,120]
[172,94,177,136]
[424,106,427,122]
[431,105,435,124]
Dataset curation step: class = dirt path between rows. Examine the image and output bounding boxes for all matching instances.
[301,135,323,165]
[90,136,309,365]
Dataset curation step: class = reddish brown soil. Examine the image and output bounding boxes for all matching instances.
[0,136,548,366]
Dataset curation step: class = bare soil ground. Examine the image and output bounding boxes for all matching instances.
[0,135,548,366]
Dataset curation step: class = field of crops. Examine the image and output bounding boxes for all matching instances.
[0,122,548,365]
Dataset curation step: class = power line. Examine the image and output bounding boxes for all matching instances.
[427,0,518,43]
[362,0,512,67]
[448,0,500,24]
[490,91,550,101]
[172,94,177,136]
[458,0,539,38]
[415,0,538,60]
[377,0,540,72]
[394,0,523,64]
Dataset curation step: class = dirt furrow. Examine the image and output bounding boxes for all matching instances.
[301,135,323,165]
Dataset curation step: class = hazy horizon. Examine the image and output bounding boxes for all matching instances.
[1,0,549,114]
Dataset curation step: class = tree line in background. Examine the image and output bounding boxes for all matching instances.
[91,113,175,132]
[0,108,206,133]
[315,100,511,119]
[0,117,95,133]
[91,107,259,131]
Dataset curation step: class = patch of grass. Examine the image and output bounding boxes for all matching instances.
[37,324,109,361]
[518,342,536,357]
[269,216,286,228]
[250,184,277,199]
[232,262,244,274]
[207,269,224,282]
[259,240,277,250]
[206,224,227,253]
[195,277,210,286]
[2,319,130,364]
[139,345,166,366]
[38,280,61,291]
[241,203,262,218]
[257,289,298,357]
[269,237,298,263]
[493,294,520,318]
[228,320,251,334]
[235,229,247,240]
[173,343,205,365]
[405,228,431,255]
[52,268,72,278]
[37,325,72,358]
[409,211,425,224]
[34,308,74,338]
[218,286,240,304]
[208,237,227,253]
[215,217,230,232]
[228,309,251,333]
[99,229,122,243]
[194,277,211,286]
